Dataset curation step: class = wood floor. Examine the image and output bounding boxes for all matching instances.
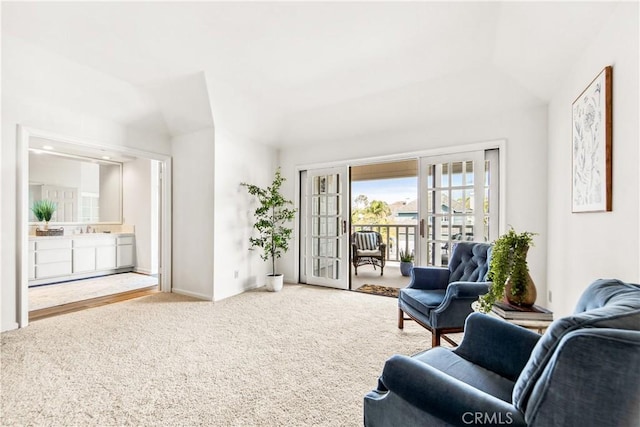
[29,286,159,322]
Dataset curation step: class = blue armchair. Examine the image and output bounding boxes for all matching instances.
[398,242,492,346]
[365,279,640,427]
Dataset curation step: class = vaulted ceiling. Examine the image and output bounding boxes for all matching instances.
[2,2,619,147]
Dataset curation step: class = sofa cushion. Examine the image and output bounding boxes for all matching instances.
[414,347,515,403]
[512,279,640,413]
[399,288,446,315]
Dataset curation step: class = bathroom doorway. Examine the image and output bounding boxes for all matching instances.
[17,125,172,326]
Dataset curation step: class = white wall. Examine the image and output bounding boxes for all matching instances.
[546,3,639,317]
[1,36,171,331]
[213,129,278,301]
[171,128,216,300]
[279,105,549,299]
[123,158,154,274]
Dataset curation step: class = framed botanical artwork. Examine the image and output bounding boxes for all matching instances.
[571,66,612,212]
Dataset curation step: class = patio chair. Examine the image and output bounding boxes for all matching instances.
[352,231,386,276]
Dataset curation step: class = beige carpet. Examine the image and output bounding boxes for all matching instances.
[1,284,431,426]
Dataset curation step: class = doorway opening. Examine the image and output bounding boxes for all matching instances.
[17,126,172,326]
[350,159,418,293]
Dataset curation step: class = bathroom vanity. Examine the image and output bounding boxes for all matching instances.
[28,233,135,287]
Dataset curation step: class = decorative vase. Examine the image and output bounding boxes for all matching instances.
[400,262,413,277]
[43,221,49,231]
[265,274,284,292]
[504,271,537,307]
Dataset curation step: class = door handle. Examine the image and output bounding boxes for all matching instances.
[420,219,425,238]
[342,220,347,234]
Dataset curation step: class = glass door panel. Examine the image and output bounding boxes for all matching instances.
[305,167,349,289]
[418,152,491,267]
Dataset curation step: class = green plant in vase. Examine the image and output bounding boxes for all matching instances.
[31,200,57,230]
[478,227,537,313]
[399,249,414,277]
[241,168,297,292]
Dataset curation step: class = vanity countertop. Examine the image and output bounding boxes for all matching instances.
[29,232,134,240]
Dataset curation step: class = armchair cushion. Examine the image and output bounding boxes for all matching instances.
[512,279,640,413]
[448,242,491,282]
[399,289,446,314]
[357,249,382,256]
[526,328,640,426]
[356,232,379,250]
[454,313,541,382]
[413,347,516,403]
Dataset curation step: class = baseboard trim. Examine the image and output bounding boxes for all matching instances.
[172,288,212,301]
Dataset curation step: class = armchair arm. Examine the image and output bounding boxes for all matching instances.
[380,354,526,426]
[454,312,541,381]
[424,282,490,329]
[378,243,386,257]
[440,281,490,302]
[406,266,450,290]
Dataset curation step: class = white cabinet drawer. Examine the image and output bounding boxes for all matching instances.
[36,239,72,250]
[36,262,72,278]
[28,241,36,251]
[36,249,72,264]
[73,238,115,248]
[117,236,134,245]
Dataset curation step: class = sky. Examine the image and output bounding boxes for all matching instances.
[351,177,417,205]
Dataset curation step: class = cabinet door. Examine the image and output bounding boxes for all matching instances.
[96,245,117,270]
[73,247,96,273]
[117,245,134,267]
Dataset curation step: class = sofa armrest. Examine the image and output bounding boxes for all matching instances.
[380,354,526,426]
[454,312,541,381]
[406,266,450,290]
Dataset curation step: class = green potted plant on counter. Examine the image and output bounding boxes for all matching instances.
[241,168,297,292]
[478,227,537,313]
[31,199,57,231]
[399,249,414,277]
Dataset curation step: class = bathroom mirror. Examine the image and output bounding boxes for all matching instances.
[28,150,122,224]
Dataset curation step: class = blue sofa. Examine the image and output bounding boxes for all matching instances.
[398,242,492,346]
[366,279,640,426]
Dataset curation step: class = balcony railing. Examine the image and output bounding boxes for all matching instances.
[351,224,417,262]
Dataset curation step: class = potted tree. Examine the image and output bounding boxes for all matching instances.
[399,249,414,277]
[31,200,57,231]
[478,227,537,313]
[241,168,297,292]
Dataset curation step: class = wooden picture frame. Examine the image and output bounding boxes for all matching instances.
[571,66,612,212]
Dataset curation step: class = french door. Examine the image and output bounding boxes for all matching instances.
[302,167,350,289]
[418,150,499,267]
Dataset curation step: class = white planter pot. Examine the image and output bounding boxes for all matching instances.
[265,274,284,292]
